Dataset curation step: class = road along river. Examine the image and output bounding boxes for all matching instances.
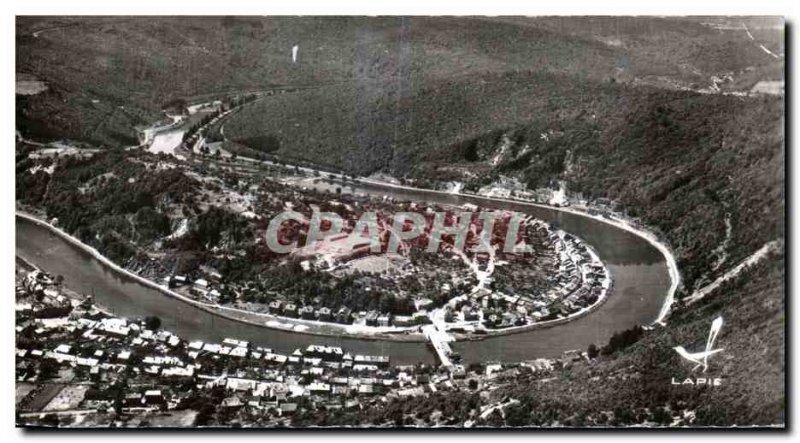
[16,181,673,365]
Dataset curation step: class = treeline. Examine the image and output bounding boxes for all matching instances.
[225,70,783,296]
[220,256,417,315]
[181,94,259,145]
[17,149,198,262]
[408,87,783,295]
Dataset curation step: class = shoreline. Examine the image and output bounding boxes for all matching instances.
[217,151,679,326]
[209,154,679,326]
[351,177,681,326]
[19,90,679,332]
[16,212,425,343]
[16,207,624,343]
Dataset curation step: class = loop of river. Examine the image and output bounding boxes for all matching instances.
[16,179,671,365]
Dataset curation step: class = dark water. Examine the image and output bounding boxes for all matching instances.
[15,182,670,364]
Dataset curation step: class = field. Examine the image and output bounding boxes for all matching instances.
[15,382,36,406]
[43,385,90,411]
[20,383,66,412]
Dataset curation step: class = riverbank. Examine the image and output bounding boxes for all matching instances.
[16,254,117,319]
[15,212,429,343]
[352,177,681,326]
[16,206,621,343]
[207,153,679,326]
[16,103,678,350]
[213,149,679,326]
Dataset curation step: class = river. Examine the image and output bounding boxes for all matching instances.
[15,181,671,365]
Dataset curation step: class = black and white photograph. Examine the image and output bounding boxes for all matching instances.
[9,3,789,432]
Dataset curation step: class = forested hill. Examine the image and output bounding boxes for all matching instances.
[17,16,781,147]
[285,247,785,427]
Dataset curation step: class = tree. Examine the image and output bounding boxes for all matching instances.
[73,365,88,380]
[40,414,60,427]
[652,406,672,425]
[587,343,599,359]
[144,315,161,330]
[38,359,60,380]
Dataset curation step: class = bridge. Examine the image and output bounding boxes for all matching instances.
[422,324,455,368]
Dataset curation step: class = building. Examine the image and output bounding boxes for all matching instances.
[335,307,352,324]
[168,275,187,288]
[316,307,332,322]
[301,305,316,320]
[365,311,379,326]
[283,303,298,318]
[304,345,343,361]
[268,300,283,314]
[354,354,390,368]
[377,314,392,327]
[307,382,331,396]
[193,278,210,291]
[143,390,166,406]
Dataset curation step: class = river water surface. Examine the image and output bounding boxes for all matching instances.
[16,181,670,365]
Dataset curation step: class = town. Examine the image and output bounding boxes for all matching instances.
[15,261,570,427]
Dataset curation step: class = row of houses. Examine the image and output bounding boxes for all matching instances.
[267,301,354,324]
[266,300,430,329]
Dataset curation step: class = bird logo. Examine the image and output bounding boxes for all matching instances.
[673,316,724,372]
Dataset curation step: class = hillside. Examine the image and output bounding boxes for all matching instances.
[225,66,783,297]
[17,16,780,146]
[406,87,784,295]
[287,249,784,427]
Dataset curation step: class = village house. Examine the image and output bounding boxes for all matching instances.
[365,311,379,326]
[335,306,352,324]
[354,354,390,368]
[377,314,392,327]
[307,382,331,396]
[301,305,316,320]
[283,303,298,318]
[304,345,344,361]
[268,300,283,314]
[316,307,332,322]
[193,278,210,292]
[143,390,166,407]
[167,275,187,288]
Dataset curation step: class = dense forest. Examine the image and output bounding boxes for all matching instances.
[230,70,783,302]
[17,16,780,148]
[407,88,784,299]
